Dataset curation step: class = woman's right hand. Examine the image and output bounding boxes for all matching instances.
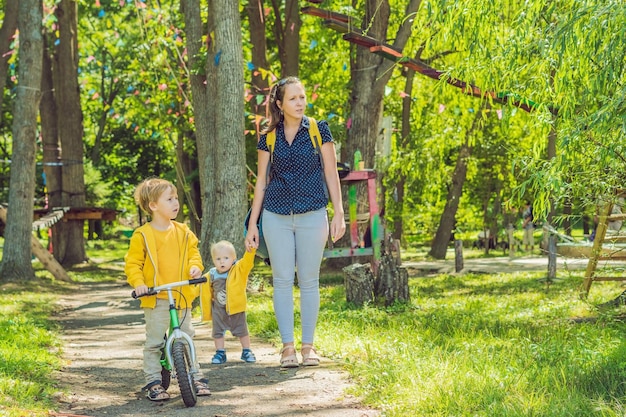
[245,224,259,252]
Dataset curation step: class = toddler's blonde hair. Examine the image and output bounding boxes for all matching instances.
[210,240,237,260]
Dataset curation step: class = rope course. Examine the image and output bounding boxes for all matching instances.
[31,207,69,231]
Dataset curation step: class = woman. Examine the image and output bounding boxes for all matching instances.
[245,77,346,368]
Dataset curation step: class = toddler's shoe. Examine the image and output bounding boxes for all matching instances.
[241,348,256,363]
[211,349,227,364]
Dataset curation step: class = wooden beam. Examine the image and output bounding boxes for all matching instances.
[322,19,351,33]
[301,6,351,24]
[591,276,626,282]
[370,45,403,61]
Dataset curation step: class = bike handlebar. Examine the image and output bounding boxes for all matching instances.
[131,276,207,299]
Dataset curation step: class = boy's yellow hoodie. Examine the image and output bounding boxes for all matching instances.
[124,221,204,310]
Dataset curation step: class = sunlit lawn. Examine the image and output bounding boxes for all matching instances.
[3,237,626,416]
[0,278,65,417]
[248,259,626,416]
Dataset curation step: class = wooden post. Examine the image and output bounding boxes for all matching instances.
[454,239,464,272]
[547,234,557,282]
[581,202,611,298]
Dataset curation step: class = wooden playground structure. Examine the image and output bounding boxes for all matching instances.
[323,169,385,273]
[322,165,406,306]
[1,205,118,282]
[580,197,626,301]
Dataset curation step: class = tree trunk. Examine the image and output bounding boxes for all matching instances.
[53,0,87,266]
[0,207,70,281]
[429,139,473,259]
[343,263,374,306]
[0,0,43,282]
[40,33,62,213]
[331,0,419,267]
[175,130,201,236]
[0,1,18,122]
[271,0,300,77]
[181,0,216,262]
[344,236,409,307]
[246,0,269,116]
[393,65,416,242]
[374,252,409,306]
[562,197,572,236]
[210,0,247,252]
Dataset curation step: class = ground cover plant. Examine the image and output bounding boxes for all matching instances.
[3,238,626,416]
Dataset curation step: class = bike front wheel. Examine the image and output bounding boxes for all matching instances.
[172,340,197,407]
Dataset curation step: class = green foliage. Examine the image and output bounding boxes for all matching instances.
[0,0,622,251]
[77,1,192,212]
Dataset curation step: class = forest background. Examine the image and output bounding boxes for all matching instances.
[0,0,624,280]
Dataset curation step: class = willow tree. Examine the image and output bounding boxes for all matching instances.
[517,2,626,219]
[0,0,43,281]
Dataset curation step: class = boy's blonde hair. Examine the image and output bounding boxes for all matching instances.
[134,178,177,215]
[210,240,237,259]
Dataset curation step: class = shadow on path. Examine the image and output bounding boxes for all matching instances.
[52,280,379,417]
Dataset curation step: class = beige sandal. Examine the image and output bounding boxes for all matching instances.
[280,345,299,368]
[301,344,320,367]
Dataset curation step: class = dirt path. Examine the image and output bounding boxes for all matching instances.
[51,280,379,417]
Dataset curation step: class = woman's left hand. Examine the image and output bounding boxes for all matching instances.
[330,214,346,242]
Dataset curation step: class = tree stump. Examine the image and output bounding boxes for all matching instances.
[343,263,374,306]
[374,252,409,306]
[343,236,410,307]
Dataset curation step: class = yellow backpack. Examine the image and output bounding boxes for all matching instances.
[266,117,323,163]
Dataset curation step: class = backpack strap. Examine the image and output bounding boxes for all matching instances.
[264,130,276,188]
[308,117,329,199]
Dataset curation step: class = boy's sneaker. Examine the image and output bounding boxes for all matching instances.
[241,348,256,363]
[211,349,227,364]
[145,382,169,401]
[194,378,211,396]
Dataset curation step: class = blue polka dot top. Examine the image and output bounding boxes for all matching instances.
[257,116,333,215]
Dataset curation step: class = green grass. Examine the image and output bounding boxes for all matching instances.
[0,278,67,417]
[248,266,626,416]
[4,238,626,416]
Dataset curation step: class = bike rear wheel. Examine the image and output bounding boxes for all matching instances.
[172,340,197,407]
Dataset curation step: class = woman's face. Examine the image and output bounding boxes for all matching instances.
[278,83,306,120]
